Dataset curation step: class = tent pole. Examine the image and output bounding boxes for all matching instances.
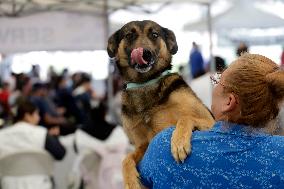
[206,2,215,73]
[206,2,215,106]
[104,0,114,121]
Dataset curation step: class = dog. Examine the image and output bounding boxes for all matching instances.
[107,20,215,189]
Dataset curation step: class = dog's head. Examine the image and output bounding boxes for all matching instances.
[107,20,178,83]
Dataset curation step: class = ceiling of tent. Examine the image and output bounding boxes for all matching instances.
[0,0,213,17]
[184,0,284,31]
[183,0,284,45]
[0,0,214,53]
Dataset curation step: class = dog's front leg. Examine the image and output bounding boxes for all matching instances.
[171,118,194,162]
[123,143,148,189]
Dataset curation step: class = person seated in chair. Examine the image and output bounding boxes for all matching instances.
[0,99,66,189]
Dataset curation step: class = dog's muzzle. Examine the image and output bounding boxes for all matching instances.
[131,47,155,73]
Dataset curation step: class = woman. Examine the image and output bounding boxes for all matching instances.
[137,54,284,188]
[0,100,66,189]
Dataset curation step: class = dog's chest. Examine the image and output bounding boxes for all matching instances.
[122,85,159,116]
[121,74,187,116]
[121,74,190,127]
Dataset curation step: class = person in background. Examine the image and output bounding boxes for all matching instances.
[280,46,284,68]
[236,42,249,57]
[29,83,69,135]
[189,42,205,79]
[0,100,66,189]
[9,74,32,108]
[81,101,116,141]
[0,82,11,120]
[71,72,83,90]
[29,64,40,82]
[190,55,227,108]
[73,73,95,116]
[138,54,284,189]
[47,66,58,84]
[54,75,83,125]
[61,68,69,79]
[214,56,227,72]
[204,56,227,73]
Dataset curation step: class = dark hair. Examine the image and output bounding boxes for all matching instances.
[236,42,249,57]
[16,75,30,91]
[32,82,47,93]
[78,74,91,86]
[215,56,227,72]
[14,100,38,122]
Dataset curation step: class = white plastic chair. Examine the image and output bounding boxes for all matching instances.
[80,151,101,189]
[0,151,54,189]
[67,128,129,189]
[53,134,76,189]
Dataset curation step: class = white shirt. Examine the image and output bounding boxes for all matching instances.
[189,73,212,109]
[0,122,47,159]
[0,122,53,189]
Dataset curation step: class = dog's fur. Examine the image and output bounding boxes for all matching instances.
[107,20,215,189]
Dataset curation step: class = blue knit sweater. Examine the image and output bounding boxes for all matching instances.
[137,121,284,189]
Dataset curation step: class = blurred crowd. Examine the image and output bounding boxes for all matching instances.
[188,41,249,81]
[0,65,123,137]
[0,62,127,189]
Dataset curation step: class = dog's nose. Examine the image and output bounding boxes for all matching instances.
[131,48,153,65]
[142,49,152,63]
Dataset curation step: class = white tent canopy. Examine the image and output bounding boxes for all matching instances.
[184,0,284,31]
[0,0,214,53]
[0,0,213,17]
[0,11,107,53]
[183,0,284,46]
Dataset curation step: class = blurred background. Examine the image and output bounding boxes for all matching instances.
[1,0,284,189]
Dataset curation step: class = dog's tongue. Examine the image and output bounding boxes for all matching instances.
[131,47,147,65]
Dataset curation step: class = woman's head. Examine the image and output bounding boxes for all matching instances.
[14,100,40,125]
[211,53,284,127]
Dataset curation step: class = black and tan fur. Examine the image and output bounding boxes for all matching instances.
[107,20,214,189]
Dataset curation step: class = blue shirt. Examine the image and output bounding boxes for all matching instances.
[189,49,204,77]
[137,121,284,189]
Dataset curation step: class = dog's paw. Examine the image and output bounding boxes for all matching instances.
[171,129,191,162]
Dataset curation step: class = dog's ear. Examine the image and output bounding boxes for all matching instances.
[162,28,178,55]
[107,30,121,58]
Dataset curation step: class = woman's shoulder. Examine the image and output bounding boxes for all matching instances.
[149,127,213,151]
[0,122,47,139]
[152,126,215,142]
[151,127,174,144]
[267,135,284,147]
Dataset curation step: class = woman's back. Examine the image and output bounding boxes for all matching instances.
[0,122,53,189]
[138,122,284,189]
[0,122,47,159]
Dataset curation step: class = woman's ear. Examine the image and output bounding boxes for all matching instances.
[221,93,239,113]
[23,113,32,123]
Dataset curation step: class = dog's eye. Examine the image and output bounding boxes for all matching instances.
[152,32,159,38]
[125,33,133,40]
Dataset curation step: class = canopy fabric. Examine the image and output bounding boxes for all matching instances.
[184,0,284,31]
[0,0,214,53]
[0,11,106,53]
[219,27,284,45]
[0,0,213,17]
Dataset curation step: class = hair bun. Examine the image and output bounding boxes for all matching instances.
[266,70,284,102]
